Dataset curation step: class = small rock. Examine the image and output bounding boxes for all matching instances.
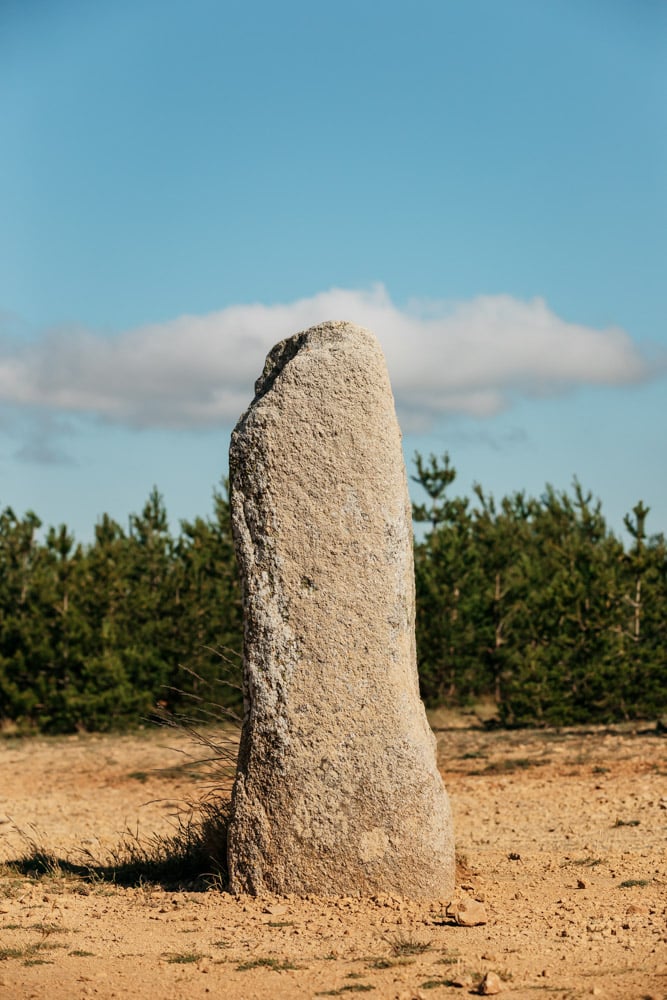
[478,971,503,995]
[481,951,499,961]
[264,903,288,916]
[450,973,473,988]
[451,898,488,926]
[577,879,587,889]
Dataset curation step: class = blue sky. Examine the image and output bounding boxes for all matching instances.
[1,0,665,542]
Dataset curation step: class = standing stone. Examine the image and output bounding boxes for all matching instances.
[227,320,455,897]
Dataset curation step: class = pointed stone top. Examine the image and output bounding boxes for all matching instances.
[253,320,379,400]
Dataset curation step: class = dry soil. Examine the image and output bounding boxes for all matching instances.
[0,715,665,999]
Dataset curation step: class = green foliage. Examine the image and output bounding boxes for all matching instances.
[0,483,242,733]
[412,453,666,725]
[0,457,665,733]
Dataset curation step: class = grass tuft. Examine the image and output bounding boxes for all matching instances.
[561,856,604,868]
[236,957,302,972]
[436,950,461,964]
[0,940,65,962]
[315,987,375,996]
[0,947,26,961]
[387,933,431,957]
[6,795,231,893]
[474,757,550,775]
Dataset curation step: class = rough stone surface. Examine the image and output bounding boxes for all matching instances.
[226,320,455,897]
[451,897,489,926]
[478,971,504,995]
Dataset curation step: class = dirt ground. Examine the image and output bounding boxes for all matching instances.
[0,715,665,1000]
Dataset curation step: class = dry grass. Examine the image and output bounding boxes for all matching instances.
[6,655,242,894]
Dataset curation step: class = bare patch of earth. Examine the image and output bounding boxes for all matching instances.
[0,716,665,999]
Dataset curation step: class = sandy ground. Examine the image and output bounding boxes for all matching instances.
[0,716,665,1000]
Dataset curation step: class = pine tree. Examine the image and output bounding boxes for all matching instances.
[412,454,482,705]
[619,504,667,717]
[172,481,243,716]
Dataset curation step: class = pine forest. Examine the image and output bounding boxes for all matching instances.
[1,454,665,734]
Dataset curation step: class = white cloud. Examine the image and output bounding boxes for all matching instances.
[0,285,651,429]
